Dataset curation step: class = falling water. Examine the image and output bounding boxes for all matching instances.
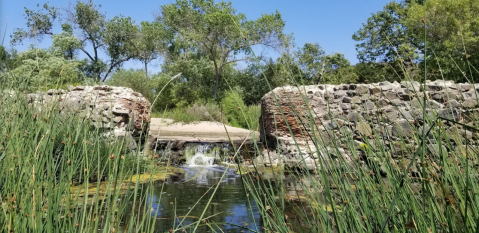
[183,143,231,166]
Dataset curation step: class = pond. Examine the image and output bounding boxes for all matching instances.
[145,165,261,232]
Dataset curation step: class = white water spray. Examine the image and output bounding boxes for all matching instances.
[183,143,230,166]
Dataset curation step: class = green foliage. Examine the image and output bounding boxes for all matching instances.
[106,69,155,101]
[11,3,59,44]
[103,16,140,79]
[0,81,156,232]
[260,43,358,86]
[353,0,479,82]
[0,45,14,71]
[404,0,479,82]
[297,42,325,83]
[137,21,172,74]
[354,62,401,83]
[50,30,82,60]
[320,53,358,84]
[159,0,288,98]
[232,61,290,105]
[162,53,218,100]
[170,81,199,108]
[160,101,227,123]
[9,48,85,90]
[352,1,416,64]
[220,89,260,129]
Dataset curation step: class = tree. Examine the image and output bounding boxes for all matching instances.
[101,15,140,81]
[297,43,325,83]
[50,24,82,60]
[0,46,13,71]
[352,1,420,64]
[404,0,479,82]
[161,51,218,100]
[12,1,144,81]
[352,0,479,82]
[137,21,172,76]
[158,0,288,98]
[293,43,357,84]
[320,53,358,85]
[353,62,398,83]
[11,3,59,44]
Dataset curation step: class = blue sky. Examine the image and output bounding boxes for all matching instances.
[0,0,390,71]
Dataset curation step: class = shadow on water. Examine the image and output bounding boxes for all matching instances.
[145,165,261,232]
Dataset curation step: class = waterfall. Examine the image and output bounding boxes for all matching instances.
[151,140,262,166]
[183,143,231,166]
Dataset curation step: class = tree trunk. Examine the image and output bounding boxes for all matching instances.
[144,60,148,78]
[212,59,220,99]
[213,71,220,99]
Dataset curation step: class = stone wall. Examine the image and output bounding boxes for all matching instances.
[259,80,479,169]
[28,85,151,150]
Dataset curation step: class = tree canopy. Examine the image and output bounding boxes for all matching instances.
[3,0,478,113]
[353,0,478,82]
[158,0,288,98]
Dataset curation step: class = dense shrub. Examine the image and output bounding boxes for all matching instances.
[9,48,86,90]
[107,69,156,101]
[160,101,227,124]
[221,90,260,130]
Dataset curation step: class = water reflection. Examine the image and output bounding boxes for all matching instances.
[146,165,261,232]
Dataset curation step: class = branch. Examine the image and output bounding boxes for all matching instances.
[101,56,134,82]
[224,57,250,65]
[79,48,94,61]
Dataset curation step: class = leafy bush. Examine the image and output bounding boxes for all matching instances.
[160,101,227,124]
[107,69,155,101]
[170,81,199,108]
[221,90,260,130]
[9,48,86,90]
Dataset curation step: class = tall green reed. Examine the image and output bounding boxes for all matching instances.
[0,79,161,232]
[229,23,479,233]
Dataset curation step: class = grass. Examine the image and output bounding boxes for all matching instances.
[153,102,228,124]
[0,79,171,232]
[227,20,479,233]
[153,101,262,131]
[236,85,479,232]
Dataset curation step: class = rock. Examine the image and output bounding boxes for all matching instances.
[260,81,479,170]
[29,85,151,150]
[351,96,362,104]
[392,119,413,137]
[356,121,372,136]
[439,108,460,121]
[446,99,461,108]
[347,112,362,122]
[356,85,369,95]
[370,87,381,95]
[363,101,376,111]
[462,99,478,108]
[342,97,352,103]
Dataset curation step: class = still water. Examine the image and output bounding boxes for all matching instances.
[146,165,261,232]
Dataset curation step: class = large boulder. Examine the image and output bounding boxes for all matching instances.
[260,80,479,170]
[28,85,151,150]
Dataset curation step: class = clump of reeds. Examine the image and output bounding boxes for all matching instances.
[234,44,479,233]
[0,79,161,232]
